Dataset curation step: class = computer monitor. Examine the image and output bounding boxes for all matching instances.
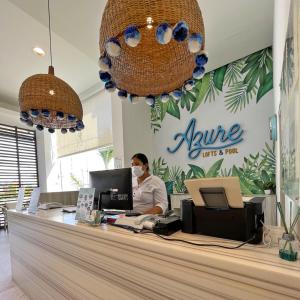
[184,177,244,209]
[89,168,133,210]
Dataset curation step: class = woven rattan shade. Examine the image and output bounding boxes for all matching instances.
[19,68,83,129]
[99,0,205,96]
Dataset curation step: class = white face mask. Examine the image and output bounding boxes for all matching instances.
[131,166,144,178]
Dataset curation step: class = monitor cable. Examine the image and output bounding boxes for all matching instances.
[139,231,256,249]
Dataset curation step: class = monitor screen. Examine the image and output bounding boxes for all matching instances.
[89,168,133,210]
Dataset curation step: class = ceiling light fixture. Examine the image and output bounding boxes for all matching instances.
[19,0,84,134]
[99,0,207,105]
[33,47,46,56]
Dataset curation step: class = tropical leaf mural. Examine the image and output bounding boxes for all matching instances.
[150,46,273,134]
[153,143,276,195]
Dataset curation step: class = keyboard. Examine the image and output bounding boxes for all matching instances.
[102,210,141,216]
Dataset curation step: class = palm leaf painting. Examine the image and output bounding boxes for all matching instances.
[150,46,273,132]
[153,143,275,195]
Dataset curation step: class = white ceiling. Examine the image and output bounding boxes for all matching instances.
[0,0,274,110]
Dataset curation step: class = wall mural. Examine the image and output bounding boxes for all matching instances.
[150,47,275,195]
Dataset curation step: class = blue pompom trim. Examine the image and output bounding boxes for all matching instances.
[118,90,128,99]
[195,53,208,66]
[193,66,205,79]
[124,26,141,47]
[173,21,189,42]
[99,71,112,83]
[156,23,172,45]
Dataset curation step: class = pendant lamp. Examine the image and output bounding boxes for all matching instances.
[99,0,207,105]
[19,0,84,134]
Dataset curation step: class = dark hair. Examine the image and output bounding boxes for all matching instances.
[131,153,149,171]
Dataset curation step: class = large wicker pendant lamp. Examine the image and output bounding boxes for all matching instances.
[19,0,84,134]
[99,0,207,105]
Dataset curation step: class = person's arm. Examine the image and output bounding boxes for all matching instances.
[144,178,168,215]
[144,206,163,215]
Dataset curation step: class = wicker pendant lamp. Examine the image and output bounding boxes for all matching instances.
[19,0,84,134]
[99,0,207,105]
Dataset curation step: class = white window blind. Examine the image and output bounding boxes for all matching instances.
[0,123,39,227]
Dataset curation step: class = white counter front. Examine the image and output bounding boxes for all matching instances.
[7,209,300,300]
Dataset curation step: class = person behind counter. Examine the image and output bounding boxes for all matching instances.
[131,153,168,215]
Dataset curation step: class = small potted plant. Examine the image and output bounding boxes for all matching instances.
[263,182,276,195]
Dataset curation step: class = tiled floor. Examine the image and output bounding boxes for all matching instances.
[0,230,29,299]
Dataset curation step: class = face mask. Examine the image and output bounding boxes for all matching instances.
[132,166,144,177]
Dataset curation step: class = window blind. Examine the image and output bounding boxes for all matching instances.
[0,123,39,227]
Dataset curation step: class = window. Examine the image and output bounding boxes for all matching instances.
[0,124,39,227]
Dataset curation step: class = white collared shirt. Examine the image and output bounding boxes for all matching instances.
[132,175,168,214]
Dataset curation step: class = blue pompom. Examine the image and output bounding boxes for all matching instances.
[118,90,128,100]
[105,37,121,57]
[68,114,77,122]
[156,23,172,45]
[129,94,138,104]
[36,125,44,131]
[98,55,112,71]
[173,21,189,42]
[99,71,112,83]
[193,66,205,79]
[170,90,183,100]
[105,81,116,93]
[195,51,208,66]
[184,80,195,91]
[56,111,64,120]
[48,128,55,134]
[188,33,203,53]
[61,128,68,134]
[21,111,29,120]
[69,128,76,133]
[30,109,39,118]
[146,95,155,107]
[41,109,50,118]
[124,26,141,47]
[76,120,84,130]
[161,93,169,103]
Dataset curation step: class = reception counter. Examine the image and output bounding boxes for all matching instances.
[7,209,300,299]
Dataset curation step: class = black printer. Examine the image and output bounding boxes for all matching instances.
[181,196,264,244]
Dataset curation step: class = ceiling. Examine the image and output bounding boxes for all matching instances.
[0,0,274,110]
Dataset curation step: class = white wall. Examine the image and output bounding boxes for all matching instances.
[0,106,47,192]
[111,93,153,168]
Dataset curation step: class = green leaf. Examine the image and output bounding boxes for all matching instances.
[191,74,210,113]
[246,68,260,93]
[159,100,168,121]
[186,92,196,102]
[231,166,253,195]
[186,169,193,179]
[245,51,262,64]
[213,65,228,91]
[188,164,206,178]
[180,94,186,109]
[261,169,270,184]
[257,72,273,102]
[259,67,266,85]
[241,59,258,74]
[206,159,224,177]
[185,96,191,111]
[166,99,180,119]
[265,55,273,72]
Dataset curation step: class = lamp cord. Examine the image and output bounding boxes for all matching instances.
[47,0,53,66]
